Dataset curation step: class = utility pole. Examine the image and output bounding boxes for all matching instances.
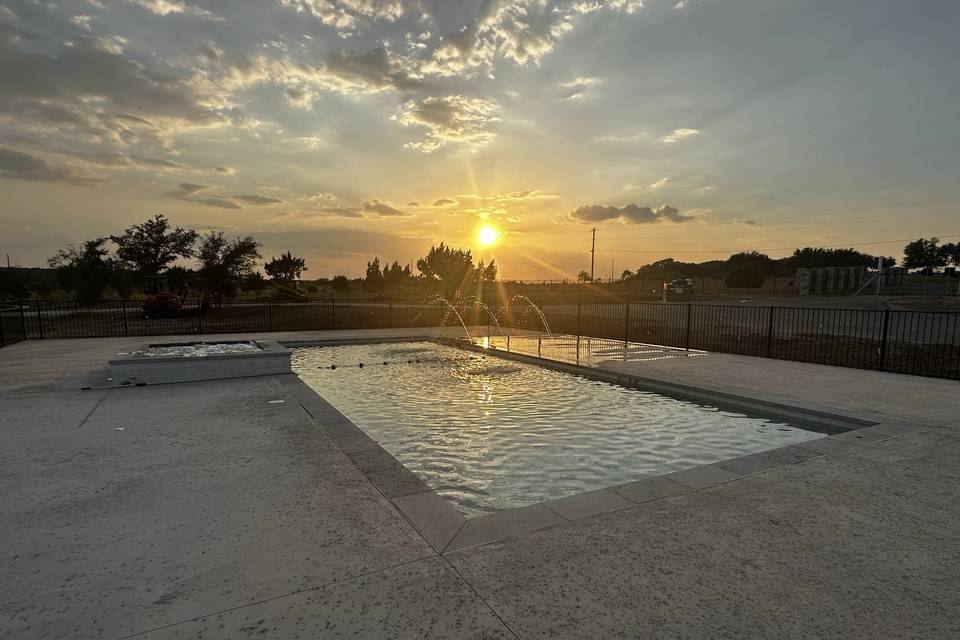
[876,255,883,296]
[590,228,596,281]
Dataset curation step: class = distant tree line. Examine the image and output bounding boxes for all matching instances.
[3,226,955,301]
[3,214,502,303]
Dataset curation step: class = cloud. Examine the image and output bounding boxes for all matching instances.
[278,0,405,36]
[395,95,500,151]
[558,76,600,100]
[432,198,457,207]
[361,199,406,216]
[233,194,284,205]
[650,177,669,189]
[132,157,186,170]
[167,183,242,209]
[297,197,407,219]
[0,147,103,185]
[663,128,699,143]
[71,15,96,31]
[421,1,646,77]
[126,1,219,20]
[734,217,761,226]
[0,33,224,162]
[568,203,693,224]
[206,46,426,110]
[199,43,222,61]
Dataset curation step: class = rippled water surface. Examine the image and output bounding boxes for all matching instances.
[293,342,823,516]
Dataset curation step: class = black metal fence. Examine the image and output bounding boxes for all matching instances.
[503,302,959,380]
[1,299,958,380]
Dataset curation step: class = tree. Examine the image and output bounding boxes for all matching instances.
[331,275,351,293]
[110,263,137,300]
[942,242,959,266]
[621,269,634,280]
[475,259,497,283]
[903,238,948,272]
[724,265,765,289]
[577,270,592,283]
[790,247,893,269]
[363,258,385,292]
[726,251,774,272]
[417,243,474,295]
[195,232,261,302]
[382,260,412,287]
[48,239,114,302]
[110,214,197,277]
[264,251,307,284]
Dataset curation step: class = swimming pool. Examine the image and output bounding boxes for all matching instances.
[293,341,825,516]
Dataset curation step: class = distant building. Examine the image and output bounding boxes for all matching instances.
[796,266,904,295]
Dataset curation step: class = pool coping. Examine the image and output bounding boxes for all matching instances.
[277,337,919,555]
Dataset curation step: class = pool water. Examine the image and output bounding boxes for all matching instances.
[293,341,824,516]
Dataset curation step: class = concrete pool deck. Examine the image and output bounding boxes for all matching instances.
[1,328,958,638]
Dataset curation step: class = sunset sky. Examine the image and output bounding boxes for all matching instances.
[1,0,958,278]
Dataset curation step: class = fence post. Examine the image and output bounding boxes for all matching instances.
[388,298,393,329]
[35,300,44,339]
[267,299,274,332]
[623,302,630,344]
[765,305,775,357]
[122,300,129,337]
[576,301,582,364]
[331,298,337,330]
[878,308,890,371]
[19,299,27,339]
[196,304,203,335]
[684,303,692,350]
[0,308,5,347]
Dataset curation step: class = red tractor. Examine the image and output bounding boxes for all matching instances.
[142,276,189,318]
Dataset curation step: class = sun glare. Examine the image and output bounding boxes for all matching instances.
[477,225,499,247]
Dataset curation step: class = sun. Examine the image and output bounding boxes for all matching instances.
[477,225,499,247]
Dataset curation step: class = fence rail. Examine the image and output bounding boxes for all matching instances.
[1,299,957,380]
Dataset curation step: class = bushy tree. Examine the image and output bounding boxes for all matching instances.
[264,251,307,284]
[417,243,475,294]
[331,275,351,293]
[110,214,197,276]
[47,239,114,302]
[475,259,497,283]
[942,242,959,266]
[577,270,592,283]
[110,264,137,300]
[790,247,893,269]
[382,260,412,287]
[363,258,385,292]
[195,232,261,302]
[902,238,948,271]
[724,265,765,289]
